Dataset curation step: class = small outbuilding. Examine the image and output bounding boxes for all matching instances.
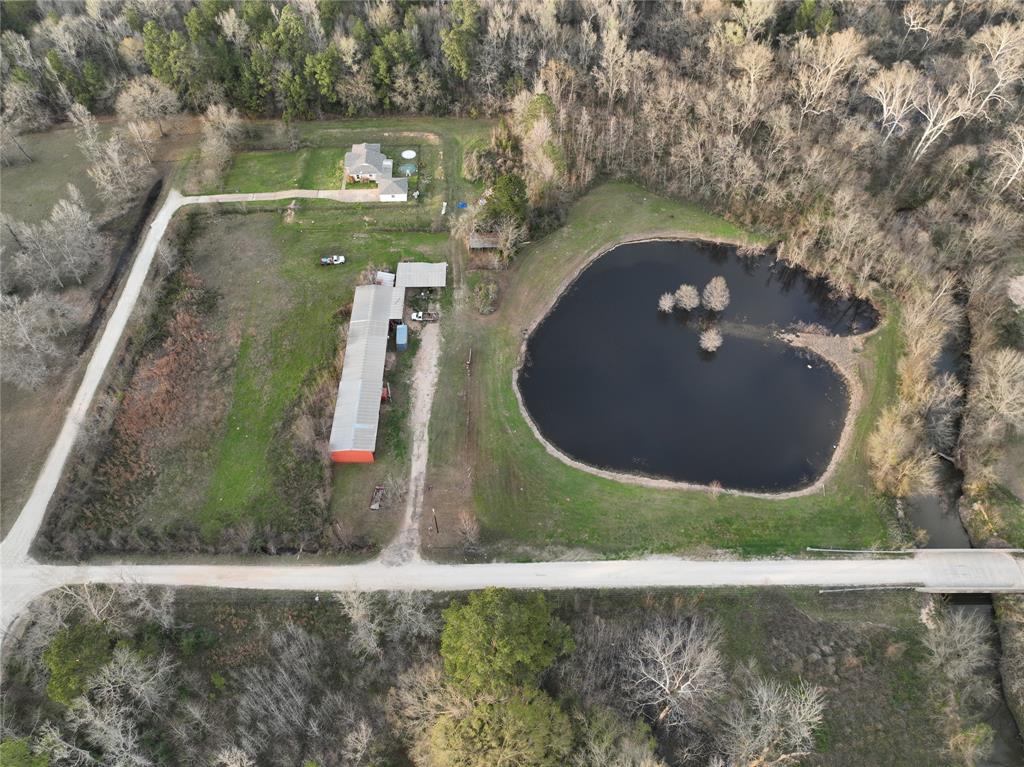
[396,261,448,289]
[378,176,409,203]
[396,324,408,352]
[468,232,500,251]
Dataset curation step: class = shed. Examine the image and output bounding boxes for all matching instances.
[396,324,408,352]
[396,261,448,289]
[375,270,396,287]
[329,285,395,463]
[469,232,500,250]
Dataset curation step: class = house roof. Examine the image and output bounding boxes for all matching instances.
[329,285,394,454]
[469,232,500,250]
[378,176,408,197]
[396,261,448,289]
[344,143,390,176]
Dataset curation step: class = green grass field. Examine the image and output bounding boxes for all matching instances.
[165,211,448,545]
[426,182,899,559]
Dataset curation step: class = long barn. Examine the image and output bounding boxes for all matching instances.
[328,285,394,463]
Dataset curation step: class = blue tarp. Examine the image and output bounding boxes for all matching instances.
[396,324,409,351]
[456,201,468,209]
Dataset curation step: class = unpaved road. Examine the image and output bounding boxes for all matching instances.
[3,550,1023,636]
[379,321,442,565]
[3,187,1022,644]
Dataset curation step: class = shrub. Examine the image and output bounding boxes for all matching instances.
[473,278,499,315]
[657,293,675,313]
[42,623,114,705]
[0,738,48,767]
[427,687,572,767]
[484,173,528,225]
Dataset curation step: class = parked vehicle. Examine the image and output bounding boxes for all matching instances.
[319,255,346,266]
[411,310,439,322]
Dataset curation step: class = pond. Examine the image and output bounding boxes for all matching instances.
[517,239,878,492]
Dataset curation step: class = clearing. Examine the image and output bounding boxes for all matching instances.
[424,182,900,560]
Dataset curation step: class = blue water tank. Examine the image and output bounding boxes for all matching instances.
[396,323,408,351]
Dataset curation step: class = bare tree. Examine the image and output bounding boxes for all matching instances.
[719,669,826,767]
[234,622,322,762]
[199,103,244,188]
[0,114,33,164]
[11,184,106,289]
[702,276,730,312]
[88,130,152,212]
[335,591,386,658]
[790,29,867,127]
[867,405,939,497]
[986,124,1024,197]
[700,327,724,353]
[866,62,922,142]
[625,615,726,730]
[115,76,180,136]
[496,215,528,266]
[387,662,471,742]
[0,292,76,389]
[658,293,675,313]
[212,746,256,767]
[674,283,700,311]
[971,347,1024,438]
[68,102,102,163]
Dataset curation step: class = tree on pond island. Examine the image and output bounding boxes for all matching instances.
[675,283,700,311]
[702,276,730,312]
[700,327,724,353]
[440,588,573,695]
[658,293,675,313]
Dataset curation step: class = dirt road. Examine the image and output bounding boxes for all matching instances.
[379,321,442,564]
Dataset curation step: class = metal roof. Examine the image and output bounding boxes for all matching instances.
[329,285,394,454]
[396,261,448,288]
[469,232,500,249]
[389,287,405,320]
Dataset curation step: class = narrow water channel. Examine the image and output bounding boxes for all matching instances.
[903,328,1024,764]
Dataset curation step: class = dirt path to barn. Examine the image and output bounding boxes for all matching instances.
[379,322,442,565]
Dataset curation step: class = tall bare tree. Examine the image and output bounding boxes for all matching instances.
[625,615,726,730]
[0,292,76,389]
[115,75,181,136]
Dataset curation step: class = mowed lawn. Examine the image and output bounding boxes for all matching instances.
[156,208,448,545]
[427,182,898,559]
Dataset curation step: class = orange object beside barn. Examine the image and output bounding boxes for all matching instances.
[331,450,375,463]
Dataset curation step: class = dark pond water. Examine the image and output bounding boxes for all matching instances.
[518,240,878,492]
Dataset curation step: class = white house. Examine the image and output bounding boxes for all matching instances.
[344,143,393,181]
[344,142,407,202]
